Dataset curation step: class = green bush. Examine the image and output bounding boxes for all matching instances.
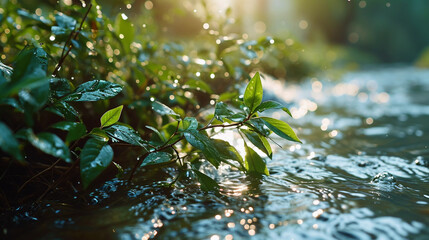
[0,1,303,200]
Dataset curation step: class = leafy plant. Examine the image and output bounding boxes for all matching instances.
[0,1,303,201]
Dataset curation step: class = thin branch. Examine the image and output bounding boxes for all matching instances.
[127,116,251,182]
[199,121,243,131]
[17,158,62,193]
[52,3,93,77]
[18,138,82,193]
[127,151,150,182]
[171,146,182,166]
[159,120,180,148]
[37,158,80,202]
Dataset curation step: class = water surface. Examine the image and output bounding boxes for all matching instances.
[5,67,429,239]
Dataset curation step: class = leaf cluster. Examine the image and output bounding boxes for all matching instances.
[0,1,303,198]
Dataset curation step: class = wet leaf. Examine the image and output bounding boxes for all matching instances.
[26,130,71,162]
[212,139,244,167]
[214,102,235,122]
[0,61,13,78]
[105,124,147,148]
[51,121,86,144]
[246,118,271,137]
[80,138,113,189]
[64,80,123,102]
[243,72,263,113]
[100,105,123,128]
[180,117,198,131]
[89,128,110,142]
[193,169,219,191]
[0,47,48,98]
[260,117,301,143]
[184,129,221,167]
[241,129,272,159]
[152,100,180,118]
[254,100,292,117]
[18,81,49,113]
[48,101,79,121]
[0,122,24,162]
[146,125,166,143]
[49,78,71,98]
[245,144,269,175]
[141,152,172,167]
[55,13,76,30]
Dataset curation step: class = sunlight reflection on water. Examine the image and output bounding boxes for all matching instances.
[8,68,429,240]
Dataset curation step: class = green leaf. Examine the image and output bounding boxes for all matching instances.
[146,125,166,142]
[89,128,110,142]
[0,122,24,162]
[141,152,172,167]
[241,129,272,159]
[51,121,86,144]
[18,81,49,111]
[244,144,269,175]
[80,138,114,189]
[184,130,221,167]
[212,139,244,166]
[115,13,135,53]
[254,100,292,117]
[26,130,71,162]
[113,162,124,177]
[214,102,235,122]
[0,61,13,78]
[64,80,123,102]
[105,124,147,148]
[12,46,48,83]
[218,91,239,102]
[0,47,48,98]
[55,13,76,29]
[151,101,180,118]
[227,112,247,122]
[51,26,70,36]
[100,105,123,128]
[192,169,219,191]
[246,118,271,137]
[17,9,52,25]
[47,101,79,121]
[243,72,263,113]
[182,79,213,93]
[49,78,71,98]
[180,117,198,131]
[260,117,301,143]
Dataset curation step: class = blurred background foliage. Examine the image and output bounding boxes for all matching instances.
[1,0,428,146]
[7,0,429,74]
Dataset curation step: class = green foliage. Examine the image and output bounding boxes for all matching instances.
[80,138,114,189]
[244,72,263,113]
[0,122,23,162]
[260,117,302,143]
[193,169,220,192]
[100,105,123,128]
[244,143,269,176]
[63,80,123,102]
[0,2,303,194]
[25,129,71,163]
[141,152,172,167]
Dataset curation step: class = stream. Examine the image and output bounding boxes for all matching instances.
[4,67,429,239]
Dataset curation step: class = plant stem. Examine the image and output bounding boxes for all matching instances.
[17,158,62,193]
[37,159,80,202]
[52,3,92,77]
